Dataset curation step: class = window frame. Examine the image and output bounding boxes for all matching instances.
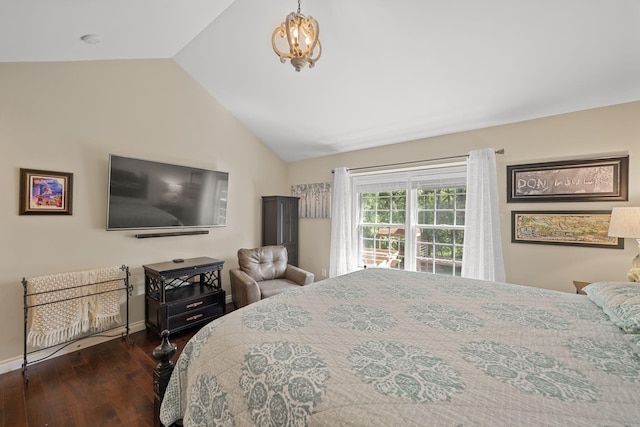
[414,186,466,275]
[352,163,467,274]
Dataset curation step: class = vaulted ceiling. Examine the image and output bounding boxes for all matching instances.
[2,0,639,161]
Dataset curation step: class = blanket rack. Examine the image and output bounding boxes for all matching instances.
[21,264,133,383]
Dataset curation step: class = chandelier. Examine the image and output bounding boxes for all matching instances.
[272,0,321,71]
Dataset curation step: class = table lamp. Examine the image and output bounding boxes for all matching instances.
[608,207,640,270]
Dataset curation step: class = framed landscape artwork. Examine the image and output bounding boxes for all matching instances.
[507,156,628,202]
[511,210,623,249]
[19,168,73,215]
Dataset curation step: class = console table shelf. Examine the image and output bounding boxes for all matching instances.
[144,257,225,336]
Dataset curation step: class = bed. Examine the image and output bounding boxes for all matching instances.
[158,268,640,426]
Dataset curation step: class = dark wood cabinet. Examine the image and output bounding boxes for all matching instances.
[262,196,299,266]
[144,257,225,336]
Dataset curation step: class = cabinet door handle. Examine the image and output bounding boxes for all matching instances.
[186,314,204,322]
[186,301,204,309]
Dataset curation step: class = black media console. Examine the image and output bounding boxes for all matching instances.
[144,257,225,335]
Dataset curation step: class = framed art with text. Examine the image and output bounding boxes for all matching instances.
[19,168,73,215]
[507,156,628,202]
[511,210,623,249]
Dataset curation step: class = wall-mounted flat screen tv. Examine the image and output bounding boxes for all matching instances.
[107,154,228,230]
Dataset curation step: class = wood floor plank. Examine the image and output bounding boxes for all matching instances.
[0,370,27,427]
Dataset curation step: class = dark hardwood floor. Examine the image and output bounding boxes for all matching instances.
[0,304,234,427]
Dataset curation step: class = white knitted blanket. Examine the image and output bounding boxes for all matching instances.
[27,266,123,347]
[87,266,122,331]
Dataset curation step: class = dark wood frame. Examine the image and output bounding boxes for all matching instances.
[511,210,624,249]
[19,168,73,215]
[153,330,177,427]
[506,156,628,203]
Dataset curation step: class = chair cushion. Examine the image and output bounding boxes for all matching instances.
[258,279,301,299]
[238,246,288,282]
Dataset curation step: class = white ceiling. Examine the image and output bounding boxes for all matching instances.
[2,0,639,162]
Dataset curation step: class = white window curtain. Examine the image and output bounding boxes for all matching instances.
[329,167,354,277]
[461,149,506,282]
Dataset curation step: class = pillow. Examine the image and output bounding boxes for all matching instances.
[583,281,640,333]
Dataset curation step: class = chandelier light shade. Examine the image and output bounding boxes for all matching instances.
[272,0,321,71]
[608,207,640,269]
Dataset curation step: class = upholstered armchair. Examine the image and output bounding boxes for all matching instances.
[230,245,314,309]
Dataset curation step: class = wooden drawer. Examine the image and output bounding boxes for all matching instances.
[165,303,224,332]
[145,288,226,335]
[166,291,224,317]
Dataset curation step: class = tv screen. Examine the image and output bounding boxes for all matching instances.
[107,155,228,230]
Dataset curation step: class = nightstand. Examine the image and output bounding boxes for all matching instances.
[144,257,226,336]
[573,280,590,295]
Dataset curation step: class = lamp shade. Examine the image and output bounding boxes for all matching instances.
[608,207,640,238]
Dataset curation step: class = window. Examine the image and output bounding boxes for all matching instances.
[415,186,466,275]
[360,189,407,269]
[353,164,466,276]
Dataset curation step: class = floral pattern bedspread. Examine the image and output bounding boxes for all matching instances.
[160,268,640,426]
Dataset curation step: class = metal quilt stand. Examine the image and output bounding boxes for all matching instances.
[21,264,133,383]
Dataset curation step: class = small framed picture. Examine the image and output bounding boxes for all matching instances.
[19,168,73,215]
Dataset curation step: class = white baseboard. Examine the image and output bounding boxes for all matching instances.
[0,320,147,375]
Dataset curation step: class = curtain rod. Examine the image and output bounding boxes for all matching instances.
[333,148,504,173]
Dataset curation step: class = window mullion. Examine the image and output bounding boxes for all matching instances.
[405,186,417,271]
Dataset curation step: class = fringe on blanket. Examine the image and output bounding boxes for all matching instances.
[88,266,122,331]
[27,266,123,347]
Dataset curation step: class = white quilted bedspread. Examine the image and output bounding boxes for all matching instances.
[161,268,640,426]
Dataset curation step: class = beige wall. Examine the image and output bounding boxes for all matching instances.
[288,102,640,291]
[2,59,638,368]
[0,60,287,363]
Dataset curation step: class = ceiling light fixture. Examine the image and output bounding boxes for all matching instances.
[272,0,321,72]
